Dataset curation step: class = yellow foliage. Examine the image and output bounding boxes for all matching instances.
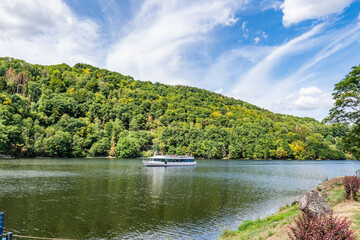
[278,148,288,158]
[270,149,277,158]
[226,112,232,116]
[213,111,222,118]
[287,132,295,137]
[68,88,75,93]
[118,98,133,103]
[289,142,304,159]
[1,94,12,105]
[83,68,90,74]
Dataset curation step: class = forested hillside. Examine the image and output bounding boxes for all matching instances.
[0,57,350,159]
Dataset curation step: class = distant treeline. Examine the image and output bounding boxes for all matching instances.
[0,57,351,159]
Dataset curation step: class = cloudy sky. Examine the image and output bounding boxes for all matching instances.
[1,0,360,120]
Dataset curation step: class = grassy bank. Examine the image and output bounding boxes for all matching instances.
[221,205,300,240]
[221,177,360,240]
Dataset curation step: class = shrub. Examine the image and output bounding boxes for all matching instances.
[288,210,355,240]
[344,176,360,200]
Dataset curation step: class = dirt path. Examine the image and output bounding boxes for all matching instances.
[333,200,360,237]
[264,203,360,240]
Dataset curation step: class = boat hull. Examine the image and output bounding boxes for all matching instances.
[142,160,197,167]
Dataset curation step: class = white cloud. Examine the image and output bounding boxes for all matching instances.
[294,96,319,110]
[241,21,249,39]
[0,0,102,66]
[261,31,268,40]
[241,21,247,31]
[106,0,245,85]
[203,45,272,91]
[222,19,360,120]
[101,0,114,12]
[281,0,354,27]
[254,37,260,44]
[260,0,282,11]
[167,55,182,71]
[229,23,324,100]
[299,86,322,96]
[215,88,223,94]
[273,87,333,114]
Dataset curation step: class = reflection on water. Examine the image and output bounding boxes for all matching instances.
[0,159,359,239]
[146,167,166,197]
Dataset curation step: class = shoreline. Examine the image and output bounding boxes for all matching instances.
[221,176,360,239]
[0,156,358,161]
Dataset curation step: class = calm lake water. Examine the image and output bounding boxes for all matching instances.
[0,159,359,239]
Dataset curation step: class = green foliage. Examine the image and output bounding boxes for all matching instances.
[89,138,111,156]
[325,65,360,159]
[115,137,138,158]
[343,125,360,159]
[326,65,360,125]
[44,131,73,157]
[326,187,346,207]
[0,57,351,158]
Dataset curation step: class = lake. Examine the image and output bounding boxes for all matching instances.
[0,159,359,239]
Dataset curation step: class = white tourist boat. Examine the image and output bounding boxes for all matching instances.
[143,151,197,167]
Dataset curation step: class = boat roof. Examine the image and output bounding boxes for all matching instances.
[150,155,194,159]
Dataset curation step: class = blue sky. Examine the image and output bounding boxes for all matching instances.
[0,0,359,120]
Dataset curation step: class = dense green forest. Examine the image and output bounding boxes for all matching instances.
[0,57,352,159]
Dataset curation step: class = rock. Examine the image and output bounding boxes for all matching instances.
[291,196,301,206]
[298,189,332,217]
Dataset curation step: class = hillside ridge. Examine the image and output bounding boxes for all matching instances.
[0,57,349,159]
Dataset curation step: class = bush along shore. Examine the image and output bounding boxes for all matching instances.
[221,176,360,240]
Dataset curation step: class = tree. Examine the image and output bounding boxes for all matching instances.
[89,138,110,156]
[0,123,9,153]
[44,131,73,157]
[0,76,6,91]
[343,125,360,159]
[115,137,138,158]
[27,81,42,102]
[325,65,360,158]
[326,65,360,125]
